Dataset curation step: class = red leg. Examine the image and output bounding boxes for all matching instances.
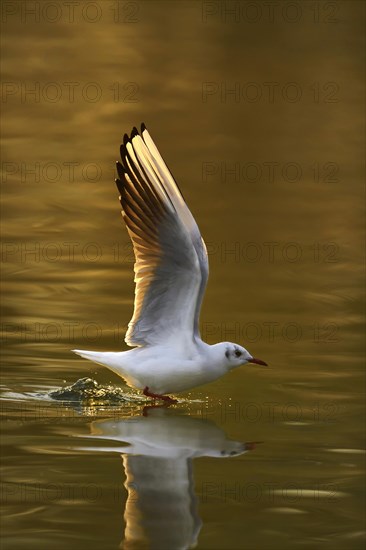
[143,386,178,404]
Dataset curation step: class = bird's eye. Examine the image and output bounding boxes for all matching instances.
[235,350,242,357]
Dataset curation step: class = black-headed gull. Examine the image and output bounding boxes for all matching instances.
[73,124,267,402]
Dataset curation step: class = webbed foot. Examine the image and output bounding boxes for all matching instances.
[143,386,178,404]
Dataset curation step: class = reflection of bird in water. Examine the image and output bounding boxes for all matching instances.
[84,409,257,550]
[73,124,267,402]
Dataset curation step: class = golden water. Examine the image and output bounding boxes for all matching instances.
[1,2,365,548]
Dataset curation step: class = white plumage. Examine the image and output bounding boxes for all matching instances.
[73,125,267,399]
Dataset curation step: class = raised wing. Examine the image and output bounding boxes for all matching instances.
[116,124,208,347]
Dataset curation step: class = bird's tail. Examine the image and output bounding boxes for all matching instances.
[72,348,133,381]
[72,349,117,368]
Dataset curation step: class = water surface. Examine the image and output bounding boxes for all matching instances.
[1,1,365,548]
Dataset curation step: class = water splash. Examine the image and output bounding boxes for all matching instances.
[49,377,147,404]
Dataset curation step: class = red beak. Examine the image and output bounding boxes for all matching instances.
[245,441,264,451]
[248,357,268,366]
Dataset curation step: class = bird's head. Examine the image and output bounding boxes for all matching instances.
[218,342,268,370]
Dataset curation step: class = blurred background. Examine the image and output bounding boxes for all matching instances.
[1,1,365,549]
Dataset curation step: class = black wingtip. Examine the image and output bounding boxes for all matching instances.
[120,143,127,161]
[115,178,124,194]
[141,122,147,133]
[131,126,139,138]
[116,161,125,179]
[123,133,130,146]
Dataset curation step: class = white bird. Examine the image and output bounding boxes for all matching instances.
[73,124,267,402]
